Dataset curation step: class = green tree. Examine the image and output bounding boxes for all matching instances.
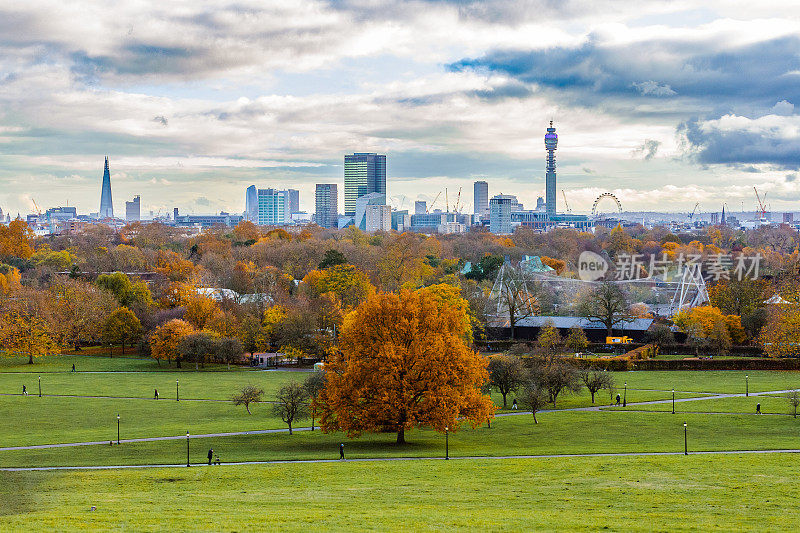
[487,355,525,408]
[565,326,589,353]
[232,385,263,415]
[102,307,142,356]
[273,382,309,435]
[537,321,562,358]
[96,272,153,309]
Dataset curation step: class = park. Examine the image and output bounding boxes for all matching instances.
[2,349,800,530]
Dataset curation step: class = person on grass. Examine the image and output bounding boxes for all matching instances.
[208,448,214,465]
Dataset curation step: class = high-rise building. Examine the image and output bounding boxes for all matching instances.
[257,188,291,226]
[315,184,338,229]
[344,153,386,216]
[784,212,794,223]
[245,185,258,222]
[125,196,141,222]
[473,181,489,216]
[99,156,114,219]
[365,204,392,232]
[415,200,427,215]
[490,194,519,235]
[354,192,386,230]
[545,121,558,216]
[288,189,300,214]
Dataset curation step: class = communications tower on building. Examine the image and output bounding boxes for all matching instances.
[544,121,558,216]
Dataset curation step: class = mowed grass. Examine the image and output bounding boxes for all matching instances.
[610,394,800,416]
[2,454,800,531]
[4,409,800,468]
[608,370,800,394]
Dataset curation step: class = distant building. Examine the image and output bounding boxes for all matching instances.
[489,194,520,234]
[784,212,794,223]
[314,184,338,229]
[245,185,258,222]
[45,206,77,222]
[535,197,546,212]
[414,200,427,215]
[365,204,391,232]
[544,121,558,216]
[125,196,141,222]
[174,212,244,228]
[288,189,300,214]
[257,188,291,226]
[392,210,410,231]
[99,156,114,219]
[410,212,456,233]
[438,221,467,234]
[474,181,489,217]
[344,153,386,216]
[354,192,386,230]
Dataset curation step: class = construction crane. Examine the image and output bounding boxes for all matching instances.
[454,187,462,213]
[31,198,42,216]
[561,190,572,213]
[688,202,700,221]
[753,187,768,221]
[426,192,441,213]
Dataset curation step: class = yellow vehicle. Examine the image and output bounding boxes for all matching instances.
[606,336,632,345]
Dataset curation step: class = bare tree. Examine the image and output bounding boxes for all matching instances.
[303,371,326,430]
[232,385,264,415]
[272,382,309,435]
[491,263,540,339]
[577,282,632,336]
[537,361,582,408]
[487,355,525,408]
[580,370,614,404]
[787,390,800,418]
[517,377,549,424]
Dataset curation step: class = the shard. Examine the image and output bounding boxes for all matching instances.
[99,156,113,218]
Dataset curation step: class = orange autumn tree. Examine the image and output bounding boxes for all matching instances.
[317,285,495,444]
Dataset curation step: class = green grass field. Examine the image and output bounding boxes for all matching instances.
[3,353,800,529]
[2,454,799,531]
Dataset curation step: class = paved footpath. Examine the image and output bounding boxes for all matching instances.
[3,448,800,472]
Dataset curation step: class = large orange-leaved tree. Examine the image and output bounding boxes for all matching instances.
[317,284,495,444]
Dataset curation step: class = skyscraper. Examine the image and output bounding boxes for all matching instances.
[125,195,140,222]
[99,156,113,219]
[315,184,338,229]
[490,194,519,235]
[544,121,558,216]
[245,185,258,222]
[344,153,386,216]
[288,189,300,214]
[257,188,291,226]
[473,181,489,216]
[414,200,427,215]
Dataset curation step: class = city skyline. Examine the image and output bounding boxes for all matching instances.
[1,1,799,217]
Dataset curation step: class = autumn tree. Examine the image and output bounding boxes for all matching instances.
[303,371,326,431]
[272,382,309,435]
[517,376,549,424]
[303,264,375,309]
[178,332,216,370]
[102,307,142,356]
[577,282,632,336]
[317,286,495,444]
[96,272,153,309]
[565,325,589,353]
[232,385,263,415]
[487,355,525,408]
[537,321,562,358]
[580,370,614,404]
[150,319,195,367]
[0,219,35,260]
[0,310,61,364]
[534,360,581,408]
[51,279,118,349]
[759,305,800,358]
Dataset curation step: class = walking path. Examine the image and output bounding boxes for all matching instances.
[2,448,799,472]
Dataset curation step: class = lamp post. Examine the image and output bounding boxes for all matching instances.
[672,388,675,414]
[186,431,190,467]
[746,375,749,397]
[38,376,41,398]
[623,382,627,407]
[684,422,688,455]
[117,414,120,445]
[176,379,179,402]
[445,426,449,460]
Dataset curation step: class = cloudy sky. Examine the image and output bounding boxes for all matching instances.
[1,0,799,218]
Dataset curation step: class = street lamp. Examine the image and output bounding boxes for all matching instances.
[684,422,688,455]
[117,414,120,445]
[38,376,41,398]
[746,375,749,397]
[186,431,190,467]
[623,382,627,407]
[176,379,179,402]
[672,388,675,414]
[445,426,449,460]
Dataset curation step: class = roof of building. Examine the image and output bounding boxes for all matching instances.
[515,316,655,331]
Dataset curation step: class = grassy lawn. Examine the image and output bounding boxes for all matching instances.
[609,370,800,394]
[2,454,799,531]
[609,394,800,416]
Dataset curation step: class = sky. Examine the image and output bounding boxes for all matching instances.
[1,0,799,218]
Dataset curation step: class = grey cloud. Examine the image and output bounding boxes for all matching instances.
[152,115,168,126]
[632,81,676,97]
[787,173,797,182]
[771,100,795,116]
[632,139,661,160]
[195,196,211,206]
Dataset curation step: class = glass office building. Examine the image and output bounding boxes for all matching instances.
[344,153,386,216]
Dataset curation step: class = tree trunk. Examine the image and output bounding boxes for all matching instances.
[288,422,293,435]
[590,391,595,404]
[121,342,125,355]
[396,429,405,444]
[246,404,251,415]
[501,392,507,408]
[533,412,538,424]
[28,353,33,364]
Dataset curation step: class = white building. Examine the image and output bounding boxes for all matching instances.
[365,204,392,232]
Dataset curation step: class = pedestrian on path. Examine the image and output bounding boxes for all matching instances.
[208,448,214,465]
[512,399,518,410]
[71,363,75,372]
[616,394,621,406]
[756,403,761,414]
[154,389,159,400]
[22,385,27,396]
[339,443,345,460]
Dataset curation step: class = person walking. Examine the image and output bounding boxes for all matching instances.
[208,448,214,465]
[616,394,621,406]
[71,363,75,372]
[756,403,761,415]
[154,389,159,400]
[339,443,345,460]
[512,399,518,410]
[22,385,27,396]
